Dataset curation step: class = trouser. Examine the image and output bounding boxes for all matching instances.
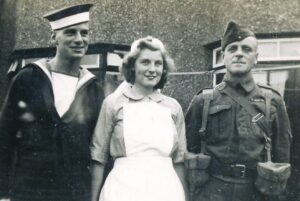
[193,176,281,201]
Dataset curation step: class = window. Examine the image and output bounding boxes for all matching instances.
[212,38,300,68]
[22,54,100,69]
[214,69,290,97]
[80,54,100,68]
[107,53,123,69]
[258,38,300,61]
[257,41,277,59]
[213,47,223,68]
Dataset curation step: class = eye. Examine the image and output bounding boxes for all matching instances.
[81,30,89,37]
[140,59,150,65]
[242,46,253,53]
[155,61,163,67]
[64,29,76,36]
[227,46,237,52]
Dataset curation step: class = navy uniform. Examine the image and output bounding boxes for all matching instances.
[185,21,292,201]
[0,4,104,201]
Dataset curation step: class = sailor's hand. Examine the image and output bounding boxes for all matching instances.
[0,198,10,201]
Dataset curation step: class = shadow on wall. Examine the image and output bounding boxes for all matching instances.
[0,0,17,107]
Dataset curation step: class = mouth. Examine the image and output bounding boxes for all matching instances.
[70,47,85,50]
[232,60,246,64]
[145,75,157,80]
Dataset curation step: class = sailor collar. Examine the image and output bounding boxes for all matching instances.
[33,58,95,89]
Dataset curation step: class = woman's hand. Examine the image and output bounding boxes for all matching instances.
[91,161,106,201]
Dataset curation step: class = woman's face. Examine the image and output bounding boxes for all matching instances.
[133,48,163,90]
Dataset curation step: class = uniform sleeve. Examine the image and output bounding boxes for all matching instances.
[0,74,25,197]
[172,105,187,164]
[90,97,115,165]
[271,95,292,163]
[185,95,204,153]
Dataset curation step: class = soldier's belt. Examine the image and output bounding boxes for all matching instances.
[210,161,256,179]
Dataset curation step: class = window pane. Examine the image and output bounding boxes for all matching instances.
[80,54,99,68]
[215,49,223,65]
[280,41,300,57]
[252,71,267,84]
[107,53,122,67]
[269,70,289,96]
[257,42,277,58]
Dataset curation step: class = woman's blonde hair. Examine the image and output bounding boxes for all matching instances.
[121,36,175,89]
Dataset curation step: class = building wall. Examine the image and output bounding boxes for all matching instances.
[1,0,300,200]
[12,0,300,67]
[2,0,300,110]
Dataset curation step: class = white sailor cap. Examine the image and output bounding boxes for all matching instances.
[43,4,93,30]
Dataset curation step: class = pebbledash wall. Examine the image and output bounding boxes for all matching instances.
[1,0,300,110]
[1,0,300,200]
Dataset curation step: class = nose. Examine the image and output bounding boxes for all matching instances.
[235,47,243,57]
[148,63,156,73]
[74,32,83,43]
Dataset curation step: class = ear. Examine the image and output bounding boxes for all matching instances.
[50,31,58,46]
[254,52,259,64]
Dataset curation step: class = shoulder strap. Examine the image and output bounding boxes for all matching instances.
[222,85,269,135]
[260,87,272,133]
[198,88,214,153]
[260,87,273,161]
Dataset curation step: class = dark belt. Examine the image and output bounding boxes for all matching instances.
[210,161,257,179]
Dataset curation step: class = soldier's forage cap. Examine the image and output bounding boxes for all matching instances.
[221,21,255,51]
[43,4,93,30]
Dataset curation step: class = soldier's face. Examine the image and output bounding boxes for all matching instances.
[223,37,258,76]
[52,22,89,59]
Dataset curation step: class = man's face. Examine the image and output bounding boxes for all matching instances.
[52,22,89,59]
[222,36,258,76]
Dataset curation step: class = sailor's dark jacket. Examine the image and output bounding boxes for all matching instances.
[0,59,104,201]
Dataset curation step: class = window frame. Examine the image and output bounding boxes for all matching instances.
[212,37,300,68]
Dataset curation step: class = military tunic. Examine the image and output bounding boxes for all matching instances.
[185,75,291,201]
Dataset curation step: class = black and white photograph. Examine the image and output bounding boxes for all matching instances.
[0,0,299,201]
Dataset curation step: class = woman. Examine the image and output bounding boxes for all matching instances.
[90,36,187,201]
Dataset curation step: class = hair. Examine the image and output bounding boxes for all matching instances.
[121,36,175,89]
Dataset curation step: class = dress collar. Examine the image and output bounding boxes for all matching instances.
[122,83,163,102]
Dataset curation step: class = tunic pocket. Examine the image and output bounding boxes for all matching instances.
[207,104,232,142]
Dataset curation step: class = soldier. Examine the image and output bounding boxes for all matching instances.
[0,4,104,201]
[185,21,292,201]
